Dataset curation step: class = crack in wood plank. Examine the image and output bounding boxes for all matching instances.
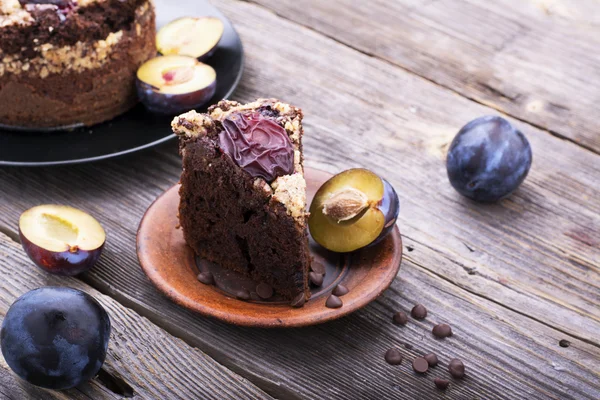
[75,273,304,400]
[96,369,135,398]
[0,225,19,245]
[476,81,522,102]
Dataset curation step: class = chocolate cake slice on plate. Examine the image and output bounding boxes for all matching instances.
[172,99,311,304]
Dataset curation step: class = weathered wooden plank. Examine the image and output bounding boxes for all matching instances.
[0,0,598,398]
[4,214,599,400]
[0,233,272,400]
[248,0,600,154]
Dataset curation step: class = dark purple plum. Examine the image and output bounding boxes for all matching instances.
[136,55,216,115]
[309,169,400,252]
[446,116,532,202]
[1,287,111,390]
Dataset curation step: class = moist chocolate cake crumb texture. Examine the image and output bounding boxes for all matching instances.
[172,99,311,302]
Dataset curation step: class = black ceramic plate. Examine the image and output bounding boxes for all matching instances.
[0,0,244,166]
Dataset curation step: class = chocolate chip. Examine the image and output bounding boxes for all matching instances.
[392,311,408,325]
[384,349,403,365]
[197,272,214,285]
[332,284,349,297]
[235,289,250,301]
[449,359,465,379]
[424,353,438,367]
[290,293,306,308]
[434,378,450,390]
[412,357,429,374]
[326,295,343,309]
[559,339,571,348]
[411,304,427,320]
[310,262,326,275]
[432,323,453,338]
[256,283,274,299]
[309,272,324,287]
[249,292,261,301]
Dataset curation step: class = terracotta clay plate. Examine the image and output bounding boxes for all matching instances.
[137,168,402,328]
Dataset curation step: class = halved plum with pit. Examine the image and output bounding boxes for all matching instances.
[136,55,217,115]
[309,169,399,253]
[19,205,106,276]
[157,17,224,61]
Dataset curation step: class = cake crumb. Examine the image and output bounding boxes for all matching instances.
[272,173,307,221]
[171,111,215,138]
[0,0,21,16]
[254,178,273,197]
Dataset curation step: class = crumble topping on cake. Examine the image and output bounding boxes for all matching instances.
[0,0,103,19]
[0,0,148,57]
[0,0,24,18]
[272,173,307,222]
[0,1,152,78]
[172,99,308,219]
[171,110,216,138]
[0,30,123,77]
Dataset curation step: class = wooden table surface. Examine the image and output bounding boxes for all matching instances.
[1,0,599,399]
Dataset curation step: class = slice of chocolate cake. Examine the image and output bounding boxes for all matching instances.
[172,99,311,303]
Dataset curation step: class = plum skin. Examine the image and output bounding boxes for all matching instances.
[136,79,216,115]
[369,178,400,247]
[446,116,532,203]
[19,228,104,276]
[1,287,111,390]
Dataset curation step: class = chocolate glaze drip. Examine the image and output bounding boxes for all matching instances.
[219,112,294,182]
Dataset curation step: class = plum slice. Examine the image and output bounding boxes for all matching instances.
[19,205,106,276]
[309,169,400,253]
[136,55,217,115]
[157,17,224,61]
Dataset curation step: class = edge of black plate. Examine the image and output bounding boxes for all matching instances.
[0,16,244,167]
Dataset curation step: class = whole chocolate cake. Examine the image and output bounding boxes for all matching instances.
[0,0,156,128]
[172,99,311,303]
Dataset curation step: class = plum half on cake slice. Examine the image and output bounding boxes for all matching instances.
[172,99,311,304]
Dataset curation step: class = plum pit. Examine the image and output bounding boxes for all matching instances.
[162,66,195,86]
